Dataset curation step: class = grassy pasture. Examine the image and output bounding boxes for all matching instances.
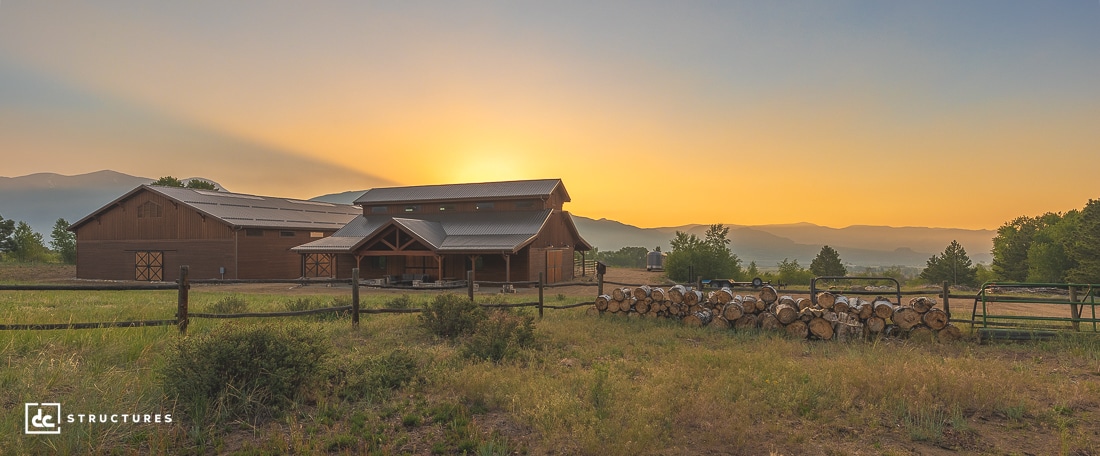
[1,271,1098,454]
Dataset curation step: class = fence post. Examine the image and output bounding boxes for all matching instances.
[697,275,703,292]
[597,271,604,296]
[942,281,950,320]
[467,270,474,301]
[538,272,545,319]
[352,268,360,328]
[1070,286,1080,331]
[177,265,189,335]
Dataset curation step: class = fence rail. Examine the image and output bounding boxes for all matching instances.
[2,266,595,333]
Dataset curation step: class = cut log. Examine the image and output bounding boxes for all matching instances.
[796,297,814,311]
[937,323,964,342]
[611,287,632,302]
[683,309,713,327]
[684,290,703,307]
[909,296,936,314]
[758,312,782,331]
[873,299,896,320]
[808,317,834,340]
[634,299,651,315]
[595,294,612,311]
[774,303,800,325]
[744,296,764,313]
[668,285,687,304]
[708,316,731,329]
[853,300,874,320]
[864,316,886,334]
[909,325,935,342]
[650,287,666,302]
[733,314,757,330]
[778,295,797,307]
[785,320,809,339]
[816,291,836,309]
[891,306,922,330]
[607,299,621,313]
[921,308,948,330]
[713,288,735,305]
[832,295,850,314]
[722,301,744,322]
[759,285,778,305]
[633,285,652,301]
[585,306,600,316]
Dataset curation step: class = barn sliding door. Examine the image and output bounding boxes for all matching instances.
[546,250,563,283]
[304,253,333,278]
[135,251,164,281]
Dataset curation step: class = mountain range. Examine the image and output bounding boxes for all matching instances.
[0,171,994,267]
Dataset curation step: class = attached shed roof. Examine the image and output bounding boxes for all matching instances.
[354,179,568,205]
[292,209,589,254]
[70,185,360,231]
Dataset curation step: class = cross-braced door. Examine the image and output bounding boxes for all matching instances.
[135,251,164,281]
[304,253,334,278]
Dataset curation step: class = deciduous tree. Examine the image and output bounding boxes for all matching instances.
[50,218,77,264]
[10,221,49,263]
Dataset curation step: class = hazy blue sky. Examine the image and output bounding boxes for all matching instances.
[2,1,1097,228]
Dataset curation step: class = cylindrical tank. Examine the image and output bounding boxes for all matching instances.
[646,251,666,271]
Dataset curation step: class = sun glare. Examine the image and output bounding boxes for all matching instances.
[452,150,530,183]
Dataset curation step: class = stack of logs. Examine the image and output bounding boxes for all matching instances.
[593,285,963,341]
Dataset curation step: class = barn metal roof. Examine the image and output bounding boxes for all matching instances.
[70,185,360,231]
[291,209,570,254]
[354,179,568,205]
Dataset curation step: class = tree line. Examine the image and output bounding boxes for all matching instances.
[588,196,1100,288]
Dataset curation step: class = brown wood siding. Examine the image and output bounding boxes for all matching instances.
[74,189,233,241]
[236,229,333,279]
[76,239,235,281]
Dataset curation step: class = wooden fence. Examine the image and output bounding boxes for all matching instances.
[0,266,595,333]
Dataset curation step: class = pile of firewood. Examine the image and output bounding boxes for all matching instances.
[593,285,963,342]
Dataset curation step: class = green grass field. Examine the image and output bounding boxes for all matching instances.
[2,268,1099,455]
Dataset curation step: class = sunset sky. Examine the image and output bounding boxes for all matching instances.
[1,2,1097,230]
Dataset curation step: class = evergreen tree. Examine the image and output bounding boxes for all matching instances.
[50,218,77,264]
[919,240,977,286]
[0,213,15,257]
[810,245,847,277]
[10,221,49,263]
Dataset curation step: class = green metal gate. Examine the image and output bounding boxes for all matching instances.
[970,282,1099,340]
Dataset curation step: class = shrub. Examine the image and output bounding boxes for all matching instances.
[333,350,420,402]
[419,293,486,339]
[161,322,332,423]
[205,296,249,314]
[385,294,415,309]
[462,311,536,362]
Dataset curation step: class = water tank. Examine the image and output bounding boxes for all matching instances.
[646,251,666,272]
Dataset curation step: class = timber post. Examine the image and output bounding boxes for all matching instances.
[697,276,703,293]
[1070,286,1080,331]
[177,265,189,335]
[352,268,360,328]
[538,272,545,319]
[942,281,951,320]
[467,270,474,301]
[597,271,604,296]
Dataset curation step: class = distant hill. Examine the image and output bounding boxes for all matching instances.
[1,172,995,268]
[571,216,994,268]
[0,170,223,235]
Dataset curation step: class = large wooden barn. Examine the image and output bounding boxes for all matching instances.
[70,185,360,281]
[292,179,592,284]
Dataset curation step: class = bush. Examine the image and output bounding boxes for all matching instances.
[419,293,486,339]
[205,296,249,314]
[161,322,332,423]
[333,350,420,402]
[462,311,536,362]
[385,294,415,309]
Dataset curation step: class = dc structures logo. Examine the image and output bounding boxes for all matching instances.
[25,403,62,435]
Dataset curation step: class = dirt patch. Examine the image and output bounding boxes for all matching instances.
[0,263,75,282]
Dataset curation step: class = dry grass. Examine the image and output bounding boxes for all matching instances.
[2,267,1099,454]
